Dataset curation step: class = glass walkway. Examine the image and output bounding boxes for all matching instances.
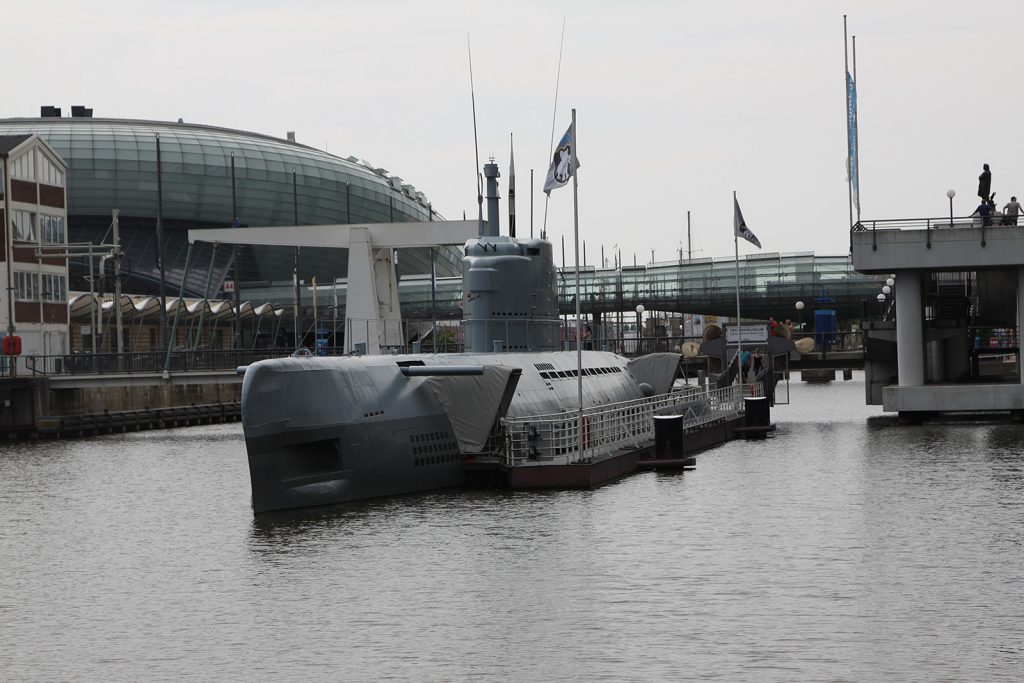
[395,251,886,323]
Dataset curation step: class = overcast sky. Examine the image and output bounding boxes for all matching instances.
[9,0,1023,267]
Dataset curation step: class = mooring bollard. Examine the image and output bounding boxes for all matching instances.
[744,396,770,429]
[653,413,684,459]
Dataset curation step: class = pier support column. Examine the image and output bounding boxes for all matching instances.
[1018,267,1024,386]
[895,270,924,386]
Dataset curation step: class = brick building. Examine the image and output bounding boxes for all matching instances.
[1,134,69,364]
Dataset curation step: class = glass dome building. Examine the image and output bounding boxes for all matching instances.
[0,117,462,299]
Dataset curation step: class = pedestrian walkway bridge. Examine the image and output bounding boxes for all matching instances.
[394,252,886,322]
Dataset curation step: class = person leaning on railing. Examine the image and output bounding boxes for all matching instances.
[972,197,994,227]
[1002,196,1022,226]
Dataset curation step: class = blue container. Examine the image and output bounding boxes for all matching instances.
[814,309,837,350]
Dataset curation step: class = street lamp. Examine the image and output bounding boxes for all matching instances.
[886,277,895,288]
[876,292,886,318]
[795,300,804,331]
[882,285,891,295]
[635,304,645,353]
[947,188,956,228]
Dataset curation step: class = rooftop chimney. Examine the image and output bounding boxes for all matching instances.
[40,106,61,118]
[286,131,296,142]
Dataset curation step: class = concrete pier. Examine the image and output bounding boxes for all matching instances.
[0,371,242,438]
[853,222,1024,418]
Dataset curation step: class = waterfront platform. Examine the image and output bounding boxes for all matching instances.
[852,218,1024,418]
[466,384,749,490]
[884,384,1024,415]
[0,370,241,439]
[852,220,1024,273]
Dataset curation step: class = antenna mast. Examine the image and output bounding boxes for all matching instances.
[541,17,566,241]
[687,210,692,261]
[468,36,483,236]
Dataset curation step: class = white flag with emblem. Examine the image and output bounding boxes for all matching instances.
[543,123,580,194]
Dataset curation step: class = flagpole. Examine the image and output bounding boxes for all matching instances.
[734,191,742,385]
[843,15,854,232]
[572,108,584,463]
[853,33,861,223]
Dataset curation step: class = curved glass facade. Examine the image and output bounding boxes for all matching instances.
[0,118,462,297]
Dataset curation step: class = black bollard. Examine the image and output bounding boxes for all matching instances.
[744,396,770,428]
[653,414,684,459]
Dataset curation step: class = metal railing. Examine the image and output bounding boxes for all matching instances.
[500,383,746,466]
[22,349,293,376]
[852,214,1015,251]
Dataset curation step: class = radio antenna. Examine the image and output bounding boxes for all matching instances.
[541,17,566,241]
[468,35,483,236]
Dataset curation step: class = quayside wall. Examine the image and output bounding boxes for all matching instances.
[0,372,242,438]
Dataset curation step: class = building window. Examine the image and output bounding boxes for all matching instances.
[12,210,36,242]
[42,274,66,302]
[14,271,38,301]
[36,150,64,187]
[11,150,34,181]
[41,215,65,244]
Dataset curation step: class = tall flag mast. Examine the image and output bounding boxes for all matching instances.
[733,192,762,384]
[844,16,861,234]
[544,111,583,459]
[852,34,861,223]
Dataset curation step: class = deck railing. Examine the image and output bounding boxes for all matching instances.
[851,214,1015,251]
[18,349,294,376]
[500,383,746,466]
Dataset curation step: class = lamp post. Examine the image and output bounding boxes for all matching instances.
[635,304,645,354]
[795,300,805,332]
[876,292,886,318]
[947,188,956,228]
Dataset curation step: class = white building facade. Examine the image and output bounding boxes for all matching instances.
[1,134,69,368]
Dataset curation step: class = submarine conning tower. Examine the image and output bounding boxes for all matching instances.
[462,160,560,352]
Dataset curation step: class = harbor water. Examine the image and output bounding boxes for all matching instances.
[2,372,1023,681]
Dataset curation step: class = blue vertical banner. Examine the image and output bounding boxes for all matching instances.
[846,71,860,213]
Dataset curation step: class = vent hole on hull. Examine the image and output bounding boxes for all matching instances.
[282,438,343,477]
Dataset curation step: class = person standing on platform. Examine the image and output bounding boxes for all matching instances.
[978,163,992,201]
[582,320,593,350]
[1003,196,1022,226]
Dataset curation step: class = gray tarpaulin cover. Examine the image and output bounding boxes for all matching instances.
[424,366,518,452]
[626,352,681,395]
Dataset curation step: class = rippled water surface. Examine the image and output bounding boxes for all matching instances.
[2,372,1023,681]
